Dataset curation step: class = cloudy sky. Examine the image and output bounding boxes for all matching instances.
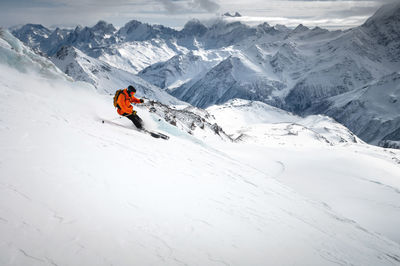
[0,0,397,30]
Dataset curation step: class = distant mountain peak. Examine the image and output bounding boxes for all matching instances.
[54,45,78,60]
[361,1,400,48]
[12,23,51,36]
[257,22,271,28]
[183,19,206,28]
[21,23,49,30]
[182,19,208,36]
[363,1,400,26]
[223,12,242,17]
[92,20,116,33]
[123,19,143,29]
[94,20,108,26]
[274,24,290,33]
[293,24,309,33]
[74,25,83,32]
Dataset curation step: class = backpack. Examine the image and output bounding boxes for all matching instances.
[113,89,124,108]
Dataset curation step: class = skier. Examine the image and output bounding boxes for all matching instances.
[115,85,145,129]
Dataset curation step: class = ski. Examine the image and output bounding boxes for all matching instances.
[101,119,169,140]
[142,129,170,140]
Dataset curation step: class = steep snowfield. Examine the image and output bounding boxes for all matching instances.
[50,45,183,106]
[310,73,400,146]
[138,48,234,91]
[207,99,361,145]
[51,45,133,93]
[1,31,400,266]
[0,30,69,81]
[99,39,186,74]
[10,24,53,53]
[361,1,400,61]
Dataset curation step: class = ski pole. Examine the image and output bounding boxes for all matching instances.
[101,113,132,123]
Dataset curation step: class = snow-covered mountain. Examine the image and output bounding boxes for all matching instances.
[47,20,117,57]
[361,1,400,61]
[284,3,400,113]
[309,73,400,146]
[10,17,285,73]
[223,12,242,18]
[207,99,362,146]
[2,27,400,266]
[9,2,400,148]
[51,45,117,92]
[117,20,179,42]
[50,45,182,105]
[11,21,184,73]
[0,29,70,81]
[171,50,287,108]
[150,3,400,147]
[138,49,234,90]
[174,9,396,112]
[10,24,52,54]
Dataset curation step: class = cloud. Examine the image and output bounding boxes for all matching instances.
[222,14,370,30]
[157,0,183,13]
[0,0,65,8]
[190,0,220,12]
[0,0,391,30]
[323,5,378,18]
[156,0,220,14]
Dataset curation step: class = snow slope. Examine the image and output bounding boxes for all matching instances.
[207,99,361,146]
[138,48,234,91]
[51,45,129,93]
[99,38,186,74]
[208,99,400,244]
[309,73,400,146]
[0,30,69,81]
[1,30,400,266]
[50,45,183,105]
[10,24,52,53]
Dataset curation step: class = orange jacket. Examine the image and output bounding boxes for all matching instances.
[116,89,142,115]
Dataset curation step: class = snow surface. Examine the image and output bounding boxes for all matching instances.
[138,48,234,91]
[207,99,362,146]
[1,29,400,266]
[99,39,186,74]
[50,45,183,106]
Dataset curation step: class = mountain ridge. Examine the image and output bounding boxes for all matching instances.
[9,2,400,148]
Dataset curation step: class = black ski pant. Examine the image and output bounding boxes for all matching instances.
[124,113,143,129]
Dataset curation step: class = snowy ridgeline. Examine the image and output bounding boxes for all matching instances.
[10,2,400,148]
[1,28,400,266]
[0,28,364,146]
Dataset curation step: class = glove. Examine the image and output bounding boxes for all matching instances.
[140,99,144,103]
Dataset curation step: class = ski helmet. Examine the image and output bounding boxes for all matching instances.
[127,85,136,93]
